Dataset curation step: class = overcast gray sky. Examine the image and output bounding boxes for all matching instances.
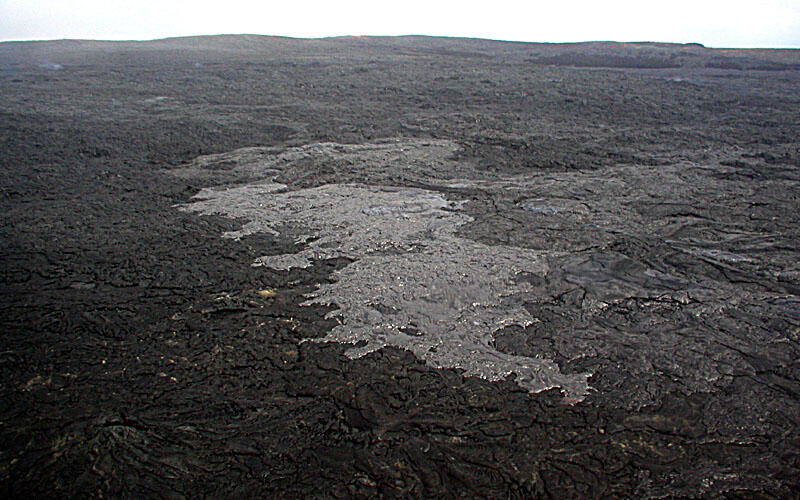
[1,0,799,47]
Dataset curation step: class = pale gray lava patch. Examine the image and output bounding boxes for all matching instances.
[179,182,591,399]
[174,140,800,408]
[168,138,482,188]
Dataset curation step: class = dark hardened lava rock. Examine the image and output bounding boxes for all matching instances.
[1,36,799,498]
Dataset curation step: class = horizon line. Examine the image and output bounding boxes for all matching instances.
[1,33,798,50]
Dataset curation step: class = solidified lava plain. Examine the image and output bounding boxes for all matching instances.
[1,36,799,498]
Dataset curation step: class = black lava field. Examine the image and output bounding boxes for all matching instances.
[1,35,799,498]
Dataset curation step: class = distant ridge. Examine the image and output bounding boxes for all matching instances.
[0,34,797,70]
